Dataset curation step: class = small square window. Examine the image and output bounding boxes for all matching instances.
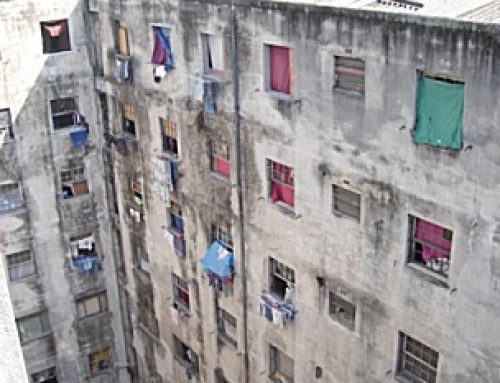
[115,21,129,56]
[270,345,294,383]
[266,45,291,95]
[407,215,452,280]
[217,308,237,348]
[160,118,178,156]
[50,97,78,130]
[332,185,361,221]
[210,140,230,178]
[397,332,439,383]
[41,20,71,54]
[60,167,88,199]
[173,274,190,310]
[328,291,356,331]
[334,56,365,94]
[77,292,108,318]
[6,251,35,281]
[89,348,111,374]
[266,159,294,208]
[414,73,464,150]
[202,34,224,75]
[0,183,23,213]
[269,257,294,301]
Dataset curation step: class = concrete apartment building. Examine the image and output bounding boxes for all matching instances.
[1,0,500,382]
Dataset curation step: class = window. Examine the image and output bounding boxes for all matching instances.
[50,97,78,130]
[173,336,198,377]
[6,251,35,281]
[31,367,58,383]
[329,291,356,330]
[0,183,23,213]
[334,56,365,94]
[173,274,190,310]
[408,215,452,279]
[397,332,439,383]
[122,104,136,136]
[41,20,71,54]
[202,34,224,75]
[211,222,233,251]
[151,26,174,71]
[77,292,108,318]
[160,118,178,156]
[60,167,88,199]
[269,258,294,300]
[89,348,111,374]
[210,140,230,178]
[217,308,237,348]
[115,21,129,56]
[414,74,464,150]
[16,311,50,343]
[267,159,294,208]
[266,45,291,94]
[0,108,14,140]
[131,178,143,206]
[270,345,294,383]
[169,201,186,257]
[70,234,95,258]
[332,185,361,221]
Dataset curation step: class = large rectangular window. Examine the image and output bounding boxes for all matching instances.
[397,332,439,383]
[269,257,294,301]
[270,345,294,383]
[173,274,190,311]
[202,34,224,75]
[0,183,23,213]
[217,308,237,348]
[267,159,294,208]
[50,97,78,130]
[334,56,365,94]
[210,140,230,179]
[160,118,178,157]
[41,20,71,54]
[6,251,35,281]
[408,215,452,279]
[17,311,51,343]
[77,292,108,318]
[266,45,291,95]
[332,185,361,221]
[115,21,129,56]
[414,74,464,150]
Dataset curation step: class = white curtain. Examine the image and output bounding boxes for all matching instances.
[209,35,224,72]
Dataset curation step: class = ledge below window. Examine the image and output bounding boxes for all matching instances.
[406,262,449,289]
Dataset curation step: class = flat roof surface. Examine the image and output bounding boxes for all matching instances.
[270,0,500,23]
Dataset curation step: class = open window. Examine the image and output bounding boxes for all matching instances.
[211,221,233,251]
[160,118,178,157]
[269,257,294,301]
[31,367,58,383]
[173,336,198,378]
[115,21,129,56]
[41,20,71,54]
[0,108,13,143]
[217,308,237,348]
[50,98,78,130]
[76,292,108,319]
[328,291,356,331]
[265,45,291,95]
[89,348,111,374]
[114,21,132,82]
[210,140,230,179]
[202,34,224,75]
[122,104,136,137]
[131,178,143,206]
[168,201,186,257]
[334,56,365,94]
[407,215,452,280]
[151,26,174,82]
[267,159,294,208]
[332,184,361,221]
[60,167,88,199]
[397,332,438,383]
[414,73,464,150]
[6,250,35,281]
[70,234,100,274]
[270,345,294,383]
[16,311,51,344]
[173,273,190,311]
[0,182,23,213]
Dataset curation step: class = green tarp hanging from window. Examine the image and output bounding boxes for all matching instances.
[414,76,464,150]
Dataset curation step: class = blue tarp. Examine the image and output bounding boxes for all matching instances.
[201,241,234,278]
[70,130,88,148]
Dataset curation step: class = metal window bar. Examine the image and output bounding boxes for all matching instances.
[334,56,365,94]
[270,161,294,187]
[333,185,361,220]
[174,275,190,309]
[400,334,438,383]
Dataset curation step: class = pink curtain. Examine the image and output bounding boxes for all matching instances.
[151,32,167,65]
[271,182,294,207]
[44,21,66,37]
[415,219,451,261]
[270,46,290,94]
[215,157,230,178]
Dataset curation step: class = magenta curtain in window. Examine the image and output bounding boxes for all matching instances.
[178,288,189,306]
[215,157,230,178]
[151,31,167,65]
[270,46,290,94]
[271,182,294,207]
[415,219,451,261]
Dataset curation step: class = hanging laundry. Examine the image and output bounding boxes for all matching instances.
[203,81,217,115]
[153,65,167,83]
[151,27,174,70]
[170,304,179,325]
[44,21,65,37]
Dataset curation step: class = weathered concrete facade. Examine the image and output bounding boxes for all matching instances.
[2,0,500,382]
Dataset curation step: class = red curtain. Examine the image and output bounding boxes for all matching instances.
[215,157,231,178]
[271,182,294,207]
[415,219,451,261]
[151,31,167,65]
[270,46,290,94]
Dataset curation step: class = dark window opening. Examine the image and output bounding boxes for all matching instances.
[328,291,356,330]
[269,257,294,301]
[332,184,361,221]
[41,20,71,54]
[51,97,78,130]
[160,118,178,156]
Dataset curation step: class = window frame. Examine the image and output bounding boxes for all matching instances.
[209,140,230,179]
[122,103,136,137]
[76,292,109,319]
[6,250,35,281]
[211,222,233,251]
[60,166,88,199]
[328,291,356,331]
[269,257,295,301]
[333,56,366,95]
[396,332,439,383]
[173,274,190,311]
[332,184,361,221]
[0,182,23,213]
[160,118,178,157]
[269,344,294,383]
[16,311,51,344]
[41,19,71,54]
[0,108,14,140]
[202,33,225,76]
[88,348,111,374]
[50,97,78,130]
[265,44,292,96]
[217,308,237,348]
[266,159,295,209]
[115,21,130,57]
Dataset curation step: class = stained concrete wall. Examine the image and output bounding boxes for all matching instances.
[92,1,500,383]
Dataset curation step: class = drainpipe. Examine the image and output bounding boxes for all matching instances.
[231,7,249,383]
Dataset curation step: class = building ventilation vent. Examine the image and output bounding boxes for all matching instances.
[376,0,424,11]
